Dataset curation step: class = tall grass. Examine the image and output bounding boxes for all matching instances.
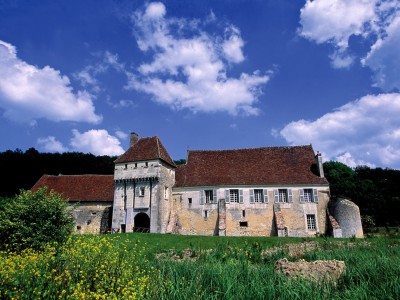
[1,234,399,299]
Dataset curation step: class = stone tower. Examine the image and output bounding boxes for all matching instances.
[111,133,176,233]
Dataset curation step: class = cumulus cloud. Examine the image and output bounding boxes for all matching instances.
[299,0,400,90]
[0,40,102,123]
[37,136,68,153]
[70,129,125,156]
[279,93,400,168]
[127,2,270,116]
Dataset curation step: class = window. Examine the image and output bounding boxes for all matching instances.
[278,189,287,202]
[254,189,263,203]
[139,187,145,197]
[239,221,248,227]
[242,210,246,218]
[188,198,192,204]
[274,189,292,203]
[230,189,239,203]
[124,164,128,169]
[300,189,319,203]
[164,187,169,199]
[134,163,137,168]
[205,190,213,203]
[307,214,316,230]
[304,189,313,202]
[145,162,148,167]
[204,210,208,219]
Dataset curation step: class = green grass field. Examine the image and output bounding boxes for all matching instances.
[1,234,400,299]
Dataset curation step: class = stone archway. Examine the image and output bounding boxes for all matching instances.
[134,213,150,233]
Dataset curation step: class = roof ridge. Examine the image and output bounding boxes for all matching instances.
[188,145,312,153]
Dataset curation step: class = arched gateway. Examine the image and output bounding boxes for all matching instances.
[134,213,150,232]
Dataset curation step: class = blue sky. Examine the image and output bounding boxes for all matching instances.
[1,0,399,168]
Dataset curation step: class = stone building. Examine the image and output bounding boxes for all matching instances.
[32,174,114,234]
[111,133,338,237]
[32,133,363,237]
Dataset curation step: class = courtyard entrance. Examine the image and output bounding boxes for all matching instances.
[134,213,150,233]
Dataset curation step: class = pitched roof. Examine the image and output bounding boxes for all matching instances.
[114,136,176,167]
[31,174,114,202]
[175,145,328,187]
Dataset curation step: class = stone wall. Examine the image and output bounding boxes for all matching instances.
[329,197,363,238]
[172,186,330,237]
[111,159,175,233]
[71,202,112,234]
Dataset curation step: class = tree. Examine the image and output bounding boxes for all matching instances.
[0,188,75,251]
[323,161,357,197]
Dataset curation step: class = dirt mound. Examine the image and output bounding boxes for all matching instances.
[274,258,345,284]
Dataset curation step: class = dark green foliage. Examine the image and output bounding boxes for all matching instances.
[323,161,356,197]
[324,161,400,226]
[173,159,187,166]
[0,148,116,198]
[0,188,74,251]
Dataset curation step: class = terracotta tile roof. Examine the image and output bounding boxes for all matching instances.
[31,174,114,202]
[175,145,328,187]
[114,136,176,167]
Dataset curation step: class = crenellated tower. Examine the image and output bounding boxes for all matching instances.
[111,133,176,233]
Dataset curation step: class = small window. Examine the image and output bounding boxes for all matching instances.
[134,163,138,168]
[188,198,192,204]
[164,186,169,199]
[254,189,263,203]
[205,190,213,203]
[278,189,288,202]
[307,214,316,230]
[242,210,246,218]
[304,189,313,202]
[230,189,239,203]
[239,221,248,227]
[124,164,128,169]
[139,187,145,197]
[204,210,208,219]
[76,225,82,230]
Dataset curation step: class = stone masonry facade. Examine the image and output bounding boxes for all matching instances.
[32,133,363,238]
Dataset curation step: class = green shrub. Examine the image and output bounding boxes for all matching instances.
[0,188,74,251]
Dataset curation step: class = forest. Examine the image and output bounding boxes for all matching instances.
[1,148,399,227]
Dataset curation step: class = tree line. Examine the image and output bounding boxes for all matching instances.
[1,148,399,227]
[323,161,400,227]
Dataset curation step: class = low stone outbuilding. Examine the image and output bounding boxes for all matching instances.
[32,174,114,234]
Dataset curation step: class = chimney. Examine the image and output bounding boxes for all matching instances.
[130,132,138,148]
[315,151,324,178]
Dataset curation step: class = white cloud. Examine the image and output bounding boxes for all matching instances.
[299,0,400,90]
[222,26,245,63]
[0,40,102,123]
[299,0,376,48]
[279,93,400,168]
[127,2,270,116]
[362,13,400,91]
[70,129,125,156]
[74,51,125,93]
[37,136,68,153]
[115,130,128,140]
